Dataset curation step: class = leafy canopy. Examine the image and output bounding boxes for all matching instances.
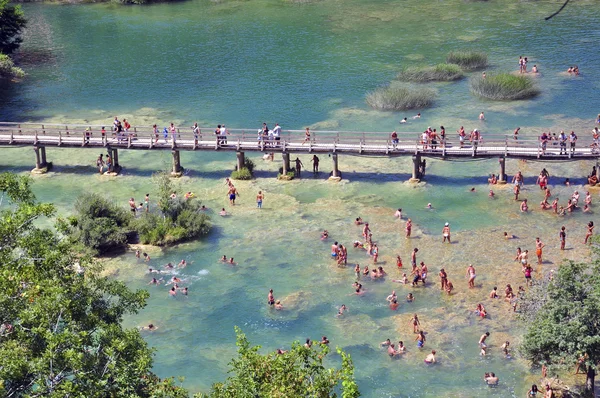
[197,326,360,398]
[0,172,187,397]
[0,0,26,54]
[520,258,600,392]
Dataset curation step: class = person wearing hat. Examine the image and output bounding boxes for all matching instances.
[442,223,451,243]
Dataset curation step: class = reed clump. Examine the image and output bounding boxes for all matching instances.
[396,63,464,82]
[366,85,436,111]
[470,73,540,100]
[446,50,488,71]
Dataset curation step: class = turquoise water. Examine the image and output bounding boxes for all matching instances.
[2,0,600,396]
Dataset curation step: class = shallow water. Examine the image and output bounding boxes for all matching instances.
[1,0,600,396]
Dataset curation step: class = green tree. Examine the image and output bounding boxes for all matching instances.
[0,0,26,54]
[0,173,187,397]
[196,327,360,398]
[520,259,600,394]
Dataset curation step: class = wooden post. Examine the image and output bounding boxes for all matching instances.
[282,153,290,175]
[410,154,421,182]
[331,153,340,178]
[498,157,507,184]
[32,146,49,174]
[236,151,245,171]
[171,150,183,177]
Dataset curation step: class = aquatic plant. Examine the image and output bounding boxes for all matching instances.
[231,167,253,180]
[396,63,463,82]
[366,84,436,111]
[470,73,540,100]
[446,50,488,71]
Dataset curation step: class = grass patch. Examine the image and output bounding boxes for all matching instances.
[396,63,463,82]
[470,73,540,100]
[446,50,488,71]
[366,84,436,111]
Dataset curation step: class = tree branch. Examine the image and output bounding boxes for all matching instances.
[545,0,570,20]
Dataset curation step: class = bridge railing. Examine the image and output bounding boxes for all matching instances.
[0,122,597,158]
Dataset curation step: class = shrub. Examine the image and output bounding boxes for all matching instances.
[231,167,253,180]
[396,64,463,82]
[470,73,540,100]
[277,171,296,180]
[366,84,436,111]
[0,53,24,79]
[132,206,211,246]
[68,193,133,255]
[446,50,488,71]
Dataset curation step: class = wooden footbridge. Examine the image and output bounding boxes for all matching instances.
[0,122,598,181]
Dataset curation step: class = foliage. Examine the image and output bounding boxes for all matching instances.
[231,167,252,180]
[520,258,600,393]
[131,171,211,246]
[0,0,26,55]
[396,63,463,82]
[366,83,436,111]
[0,53,24,79]
[63,192,133,255]
[277,170,296,180]
[0,172,188,398]
[446,50,488,71]
[470,73,540,100]
[243,158,255,173]
[196,326,360,398]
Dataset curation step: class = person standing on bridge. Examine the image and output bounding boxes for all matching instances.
[569,131,577,154]
[302,127,311,145]
[311,155,319,174]
[295,157,304,177]
[558,130,567,155]
[191,123,200,142]
[272,123,281,146]
[170,123,177,142]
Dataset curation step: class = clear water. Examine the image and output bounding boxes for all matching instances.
[1,0,600,396]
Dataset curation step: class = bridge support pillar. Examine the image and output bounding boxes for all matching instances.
[32,146,51,174]
[282,153,290,175]
[409,154,424,182]
[498,157,507,184]
[236,151,245,171]
[171,150,183,177]
[329,153,341,181]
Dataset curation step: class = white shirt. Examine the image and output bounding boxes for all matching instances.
[272,125,281,137]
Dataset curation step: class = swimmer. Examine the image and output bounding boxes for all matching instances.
[470,187,475,192]
[320,336,329,345]
[484,372,498,386]
[442,222,451,243]
[585,191,592,205]
[143,252,150,262]
[400,117,408,123]
[501,341,511,358]
[514,184,520,201]
[396,255,403,269]
[353,240,364,250]
[425,350,436,364]
[389,298,399,311]
[489,286,499,299]
[135,250,140,259]
[141,324,158,331]
[439,268,447,290]
[200,205,207,211]
[220,255,227,262]
[256,191,264,209]
[503,232,514,239]
[406,293,414,302]
[321,230,329,240]
[396,341,406,353]
[387,344,398,357]
[392,273,409,284]
[169,287,177,296]
[331,241,339,258]
[520,199,528,212]
[584,204,591,212]
[394,208,402,219]
[274,300,283,310]
[381,338,391,347]
[559,226,566,250]
[337,304,347,317]
[466,264,476,289]
[475,303,487,318]
[304,339,312,349]
[426,203,432,209]
[164,262,174,269]
[405,218,412,238]
[488,174,497,184]
[564,178,570,186]
[415,331,426,348]
[528,384,539,396]
[147,277,162,285]
[410,314,420,333]
[479,332,489,350]
[413,113,421,119]
[355,217,363,225]
[386,290,397,303]
[228,257,236,265]
[219,208,227,216]
[184,191,195,199]
[178,259,187,268]
[445,280,453,295]
[268,289,275,306]
[489,190,495,197]
[535,237,545,264]
[584,221,594,244]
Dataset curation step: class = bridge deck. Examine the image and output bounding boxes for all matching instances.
[0,122,598,160]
